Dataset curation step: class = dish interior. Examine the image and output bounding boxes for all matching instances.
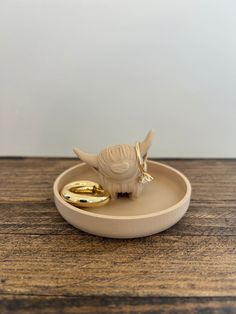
[56,162,188,217]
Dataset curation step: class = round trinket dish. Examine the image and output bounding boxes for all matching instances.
[53,161,191,238]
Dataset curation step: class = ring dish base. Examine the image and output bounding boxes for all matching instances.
[53,161,191,238]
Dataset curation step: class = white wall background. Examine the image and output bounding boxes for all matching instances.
[0,0,235,157]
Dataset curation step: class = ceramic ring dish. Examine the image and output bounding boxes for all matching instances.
[53,161,191,238]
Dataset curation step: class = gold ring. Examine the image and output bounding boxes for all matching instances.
[61,180,110,208]
[135,142,154,184]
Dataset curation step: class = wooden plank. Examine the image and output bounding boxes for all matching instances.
[0,158,236,313]
[0,158,78,203]
[0,158,235,236]
[1,295,236,314]
[0,234,235,297]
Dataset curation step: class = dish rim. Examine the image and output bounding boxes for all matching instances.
[53,160,191,220]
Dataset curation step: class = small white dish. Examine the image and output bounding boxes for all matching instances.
[53,161,191,238]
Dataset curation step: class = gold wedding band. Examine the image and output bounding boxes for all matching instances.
[61,180,110,208]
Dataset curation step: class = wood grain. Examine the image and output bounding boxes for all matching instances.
[0,234,235,297]
[0,158,235,236]
[1,296,236,314]
[0,158,235,313]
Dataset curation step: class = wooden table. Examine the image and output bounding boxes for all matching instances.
[0,158,235,313]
